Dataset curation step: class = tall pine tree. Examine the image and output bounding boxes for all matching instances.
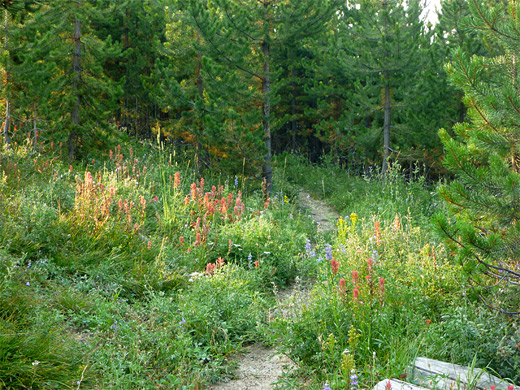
[188,0,337,193]
[17,0,122,160]
[436,0,520,315]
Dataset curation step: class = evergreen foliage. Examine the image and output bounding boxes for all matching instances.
[436,0,520,315]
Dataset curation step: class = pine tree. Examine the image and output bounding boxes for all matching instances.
[324,0,427,172]
[436,0,520,315]
[95,0,168,138]
[188,0,338,194]
[0,0,38,149]
[16,0,122,160]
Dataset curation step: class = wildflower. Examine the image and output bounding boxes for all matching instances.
[375,220,381,245]
[153,196,158,202]
[234,175,239,187]
[112,321,118,330]
[507,386,514,390]
[350,212,358,225]
[339,278,346,294]
[195,233,202,246]
[179,317,186,326]
[386,381,392,390]
[352,270,359,286]
[147,241,152,250]
[325,244,333,261]
[264,198,270,209]
[32,361,40,366]
[394,215,400,230]
[248,253,253,263]
[379,278,385,295]
[330,258,339,274]
[174,172,180,188]
[425,319,431,325]
[317,256,323,263]
[323,384,332,390]
[216,257,225,267]
[350,372,359,387]
[491,386,495,390]
[26,282,30,287]
[254,260,259,268]
[367,257,373,270]
[206,263,216,275]
[353,288,359,300]
[305,238,312,253]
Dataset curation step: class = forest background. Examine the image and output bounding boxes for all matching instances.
[0,0,485,182]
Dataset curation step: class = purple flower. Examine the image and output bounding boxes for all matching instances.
[324,385,332,390]
[234,176,239,187]
[26,282,30,287]
[305,238,312,253]
[325,244,333,261]
[179,317,186,326]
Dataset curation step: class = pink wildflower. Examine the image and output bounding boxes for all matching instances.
[339,278,346,294]
[352,270,359,286]
[330,258,339,274]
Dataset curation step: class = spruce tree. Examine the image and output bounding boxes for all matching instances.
[436,0,520,315]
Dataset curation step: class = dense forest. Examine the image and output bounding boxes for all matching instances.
[0,0,493,180]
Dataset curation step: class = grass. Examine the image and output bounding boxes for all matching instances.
[0,137,519,389]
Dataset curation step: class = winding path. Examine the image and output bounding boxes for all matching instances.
[210,190,339,390]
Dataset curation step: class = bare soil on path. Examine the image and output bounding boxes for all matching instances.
[209,190,340,390]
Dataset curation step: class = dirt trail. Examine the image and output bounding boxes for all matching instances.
[210,190,339,390]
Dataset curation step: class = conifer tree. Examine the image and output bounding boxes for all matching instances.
[188,0,337,193]
[0,0,38,149]
[436,0,520,315]
[341,0,426,173]
[17,0,122,160]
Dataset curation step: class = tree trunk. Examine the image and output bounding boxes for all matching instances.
[3,100,10,149]
[290,48,297,152]
[382,1,390,174]
[262,38,272,197]
[68,18,81,162]
[194,52,204,173]
[3,9,10,149]
[383,80,391,174]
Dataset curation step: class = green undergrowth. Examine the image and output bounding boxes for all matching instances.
[1,143,519,389]
[270,154,520,389]
[276,153,441,230]
[0,140,317,389]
